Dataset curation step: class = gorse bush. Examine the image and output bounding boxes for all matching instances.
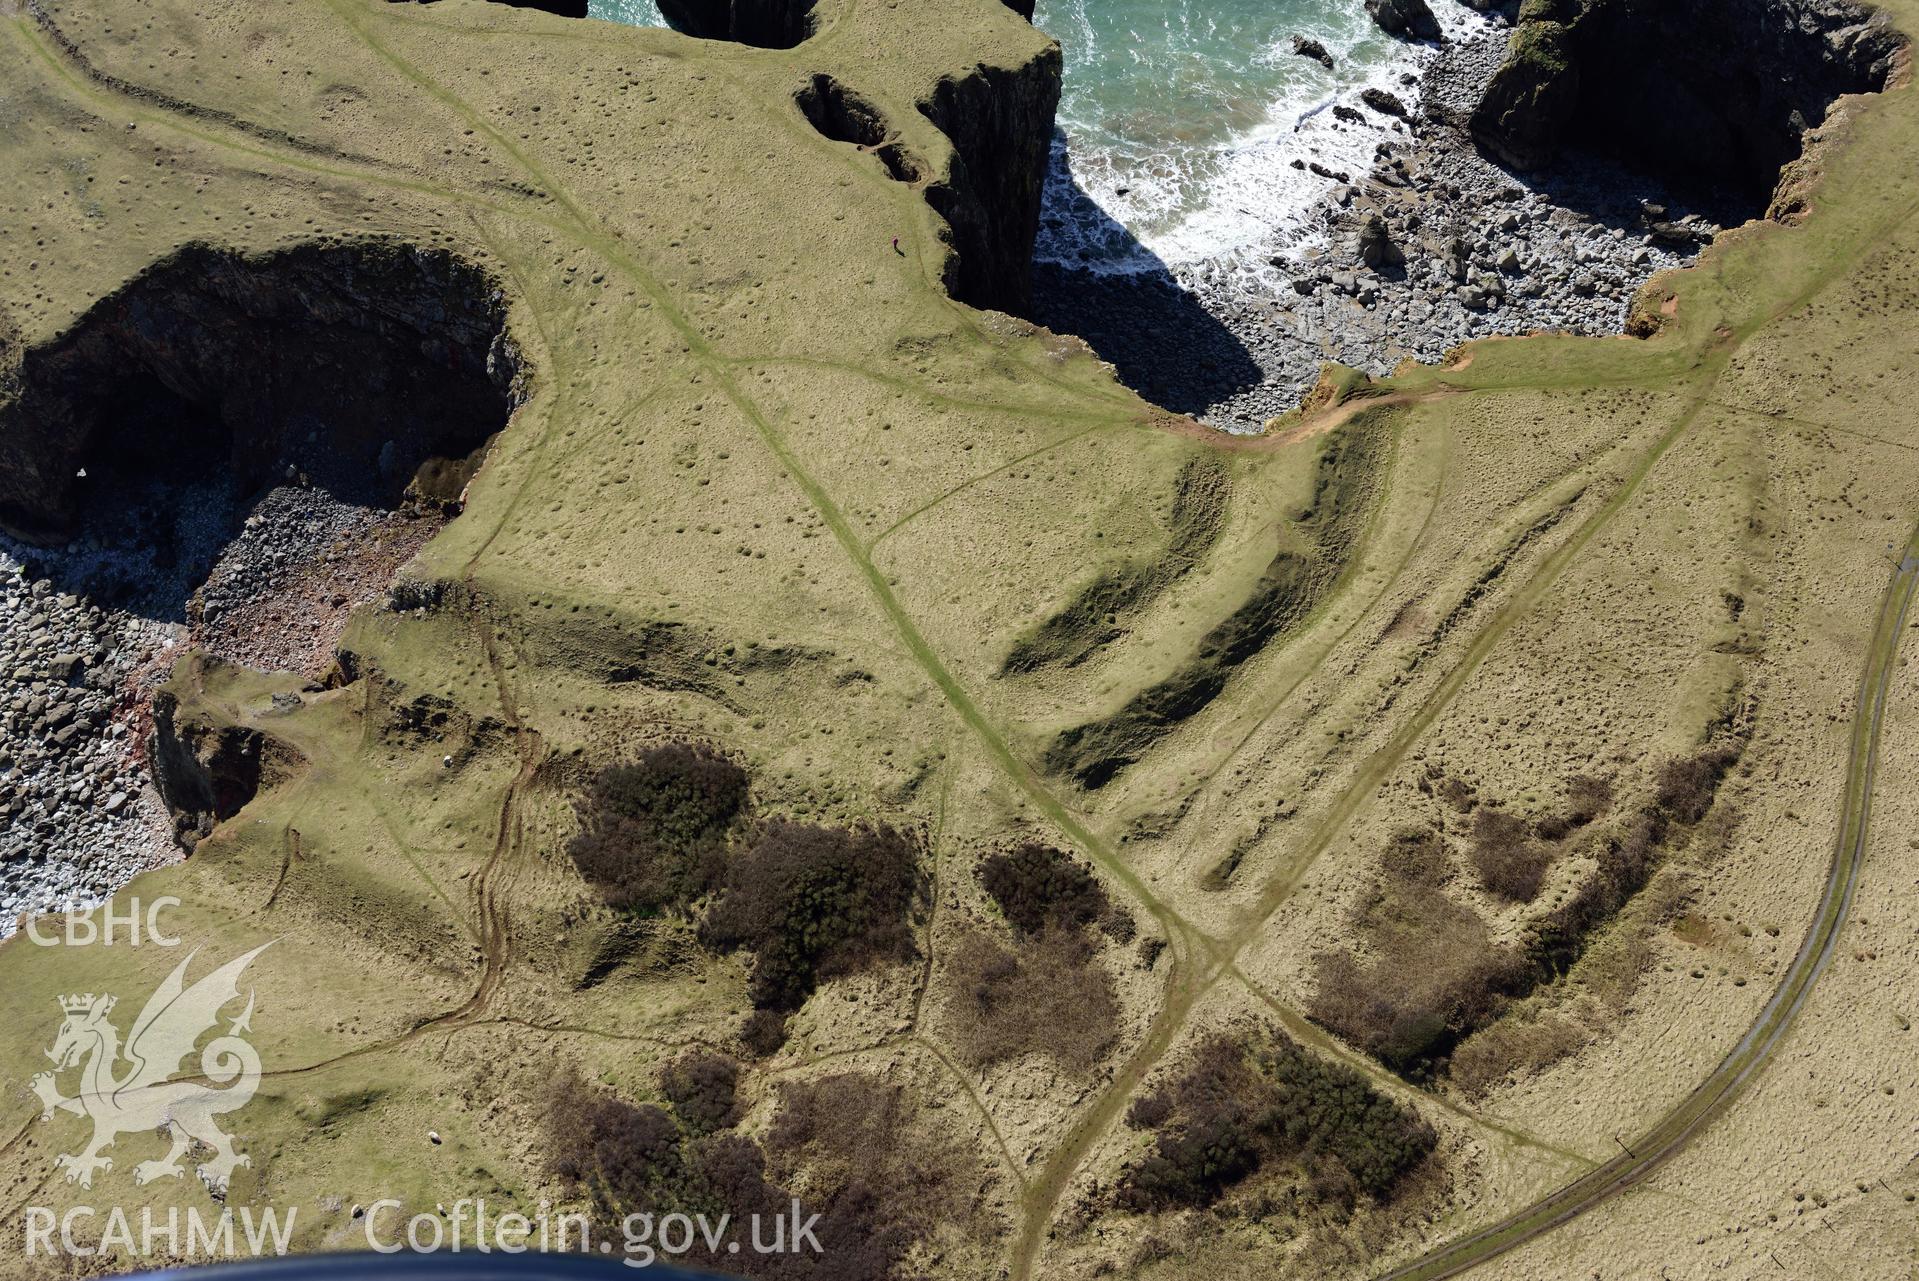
[545,1067,906,1280]
[764,1074,986,1281]
[1654,744,1741,826]
[1379,826,1447,886]
[1119,1031,1435,1212]
[547,1069,726,1222]
[1534,742,1740,977]
[660,1050,742,1136]
[564,746,935,1061]
[701,819,920,1012]
[1474,776,1613,897]
[978,842,1111,937]
[1258,1036,1435,1198]
[956,844,1124,1071]
[1471,808,1551,902]
[1312,934,1530,1078]
[1126,1114,1260,1209]
[1310,833,1530,1078]
[1125,1089,1173,1131]
[1563,773,1614,826]
[1531,809,1663,976]
[1319,742,1741,1084]
[738,1008,789,1059]
[568,742,748,914]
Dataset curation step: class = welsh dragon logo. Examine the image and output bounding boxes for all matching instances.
[30,944,270,1194]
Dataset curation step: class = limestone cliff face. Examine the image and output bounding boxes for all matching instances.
[919,46,1063,315]
[656,0,1032,42]
[148,684,264,848]
[1472,0,1906,199]
[0,243,521,543]
[146,657,309,849]
[655,0,816,47]
[393,0,590,17]
[654,0,1058,312]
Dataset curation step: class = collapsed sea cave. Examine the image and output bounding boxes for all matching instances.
[654,0,1034,47]
[656,0,818,47]
[1472,0,1909,208]
[0,240,522,620]
[390,0,592,18]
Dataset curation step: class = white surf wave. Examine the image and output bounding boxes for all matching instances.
[1036,1,1493,285]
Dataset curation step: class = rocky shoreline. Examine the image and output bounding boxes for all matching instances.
[0,553,175,927]
[1,0,1896,931]
[0,239,518,933]
[0,486,447,933]
[1033,10,1725,429]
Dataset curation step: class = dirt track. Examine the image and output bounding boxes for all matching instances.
[1375,520,1919,1281]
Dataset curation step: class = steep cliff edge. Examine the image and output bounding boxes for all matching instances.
[1472,0,1907,201]
[658,0,1058,313]
[656,0,1034,44]
[393,0,590,17]
[0,242,521,543]
[655,0,817,47]
[145,656,304,849]
[920,48,1063,314]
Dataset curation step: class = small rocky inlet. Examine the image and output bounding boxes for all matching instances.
[0,241,520,546]
[921,50,1064,316]
[1032,0,1910,429]
[660,0,1060,315]
[390,0,591,17]
[0,241,522,915]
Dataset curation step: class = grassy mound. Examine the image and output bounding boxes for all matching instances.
[1001,455,1228,674]
[1044,423,1382,788]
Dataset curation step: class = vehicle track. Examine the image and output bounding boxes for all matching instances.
[1004,367,1722,1281]
[1374,519,1919,1281]
[19,11,1919,1280]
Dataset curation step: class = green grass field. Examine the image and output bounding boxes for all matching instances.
[4,1,1919,1277]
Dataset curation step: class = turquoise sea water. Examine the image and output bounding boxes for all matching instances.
[587,0,662,25]
[1034,0,1455,273]
[588,0,1476,274]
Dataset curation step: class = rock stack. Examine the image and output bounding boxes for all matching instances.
[1367,0,1444,43]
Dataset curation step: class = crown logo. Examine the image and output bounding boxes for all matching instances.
[58,993,112,1016]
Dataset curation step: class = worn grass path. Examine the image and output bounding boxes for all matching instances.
[1374,514,1919,1279]
[13,3,1919,1276]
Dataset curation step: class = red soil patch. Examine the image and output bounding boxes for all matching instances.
[195,514,439,676]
